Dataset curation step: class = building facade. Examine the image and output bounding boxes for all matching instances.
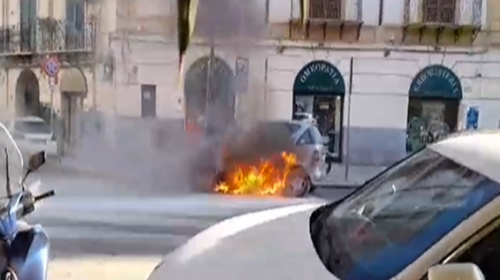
[99,0,500,168]
[0,0,97,147]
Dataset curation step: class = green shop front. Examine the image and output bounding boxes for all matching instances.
[292,60,346,162]
[406,64,463,153]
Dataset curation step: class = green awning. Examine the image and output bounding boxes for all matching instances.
[293,60,345,96]
[409,64,462,99]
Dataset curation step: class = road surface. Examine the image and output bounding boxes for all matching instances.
[23,171,352,280]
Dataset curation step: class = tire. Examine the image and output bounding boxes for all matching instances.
[309,181,317,193]
[297,176,312,197]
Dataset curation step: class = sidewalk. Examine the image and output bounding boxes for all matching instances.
[317,164,387,189]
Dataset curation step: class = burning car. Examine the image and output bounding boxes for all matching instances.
[190,120,330,197]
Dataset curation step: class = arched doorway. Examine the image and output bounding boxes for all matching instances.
[60,67,87,149]
[292,60,346,162]
[15,69,40,117]
[406,64,462,153]
[184,55,235,135]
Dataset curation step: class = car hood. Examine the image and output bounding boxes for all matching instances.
[147,202,338,280]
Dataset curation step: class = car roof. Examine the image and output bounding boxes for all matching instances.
[430,130,500,183]
[258,120,315,137]
[14,116,44,122]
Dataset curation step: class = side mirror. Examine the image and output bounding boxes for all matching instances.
[428,263,485,280]
[27,151,46,172]
[21,151,46,186]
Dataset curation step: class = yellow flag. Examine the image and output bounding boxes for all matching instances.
[177,0,199,75]
[300,0,309,26]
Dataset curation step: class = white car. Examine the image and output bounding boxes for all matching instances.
[7,116,57,158]
[213,120,330,196]
[148,130,500,280]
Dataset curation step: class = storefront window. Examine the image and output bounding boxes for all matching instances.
[292,60,346,162]
[406,65,462,153]
[295,95,343,158]
[406,98,458,153]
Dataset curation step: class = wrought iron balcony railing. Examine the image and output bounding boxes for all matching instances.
[404,0,482,26]
[0,18,96,55]
[284,0,363,22]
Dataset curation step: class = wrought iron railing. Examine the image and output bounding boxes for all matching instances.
[0,18,96,54]
[290,0,363,22]
[404,0,482,26]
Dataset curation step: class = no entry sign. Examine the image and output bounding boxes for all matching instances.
[43,56,60,77]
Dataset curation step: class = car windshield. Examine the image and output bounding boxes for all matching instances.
[311,148,500,280]
[309,126,323,144]
[14,120,51,134]
[0,121,23,199]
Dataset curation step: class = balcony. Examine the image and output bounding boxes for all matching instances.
[271,0,363,41]
[0,18,96,55]
[403,0,482,44]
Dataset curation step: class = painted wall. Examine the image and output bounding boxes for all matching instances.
[102,37,267,124]
[265,49,500,166]
[0,66,95,118]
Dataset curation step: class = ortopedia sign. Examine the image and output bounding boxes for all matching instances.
[293,60,345,96]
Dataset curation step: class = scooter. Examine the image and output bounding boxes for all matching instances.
[0,149,55,280]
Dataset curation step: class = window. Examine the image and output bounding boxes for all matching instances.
[406,99,458,153]
[19,0,37,52]
[309,0,341,20]
[66,0,86,49]
[310,148,500,280]
[423,0,456,23]
[294,95,342,161]
[297,128,315,145]
[443,223,500,280]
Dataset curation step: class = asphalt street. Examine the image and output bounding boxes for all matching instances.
[22,170,353,280]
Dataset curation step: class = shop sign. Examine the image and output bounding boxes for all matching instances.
[409,64,463,99]
[293,60,345,96]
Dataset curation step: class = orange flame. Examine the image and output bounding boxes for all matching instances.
[215,152,298,196]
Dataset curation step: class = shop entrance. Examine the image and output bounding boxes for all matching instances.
[292,60,346,162]
[406,64,462,153]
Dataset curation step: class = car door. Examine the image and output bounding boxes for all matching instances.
[294,127,324,173]
[393,197,500,280]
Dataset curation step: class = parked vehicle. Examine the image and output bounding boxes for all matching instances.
[213,120,331,196]
[0,121,55,280]
[7,117,57,159]
[149,129,500,280]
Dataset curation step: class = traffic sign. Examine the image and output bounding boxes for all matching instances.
[466,107,479,130]
[43,56,60,77]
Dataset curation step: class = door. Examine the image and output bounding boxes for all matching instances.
[66,0,85,49]
[61,93,81,149]
[141,84,156,118]
[20,0,36,51]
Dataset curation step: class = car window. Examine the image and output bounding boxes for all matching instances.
[310,126,324,143]
[259,122,301,136]
[439,220,500,280]
[297,127,322,145]
[296,128,314,145]
[310,148,500,280]
[14,120,51,134]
